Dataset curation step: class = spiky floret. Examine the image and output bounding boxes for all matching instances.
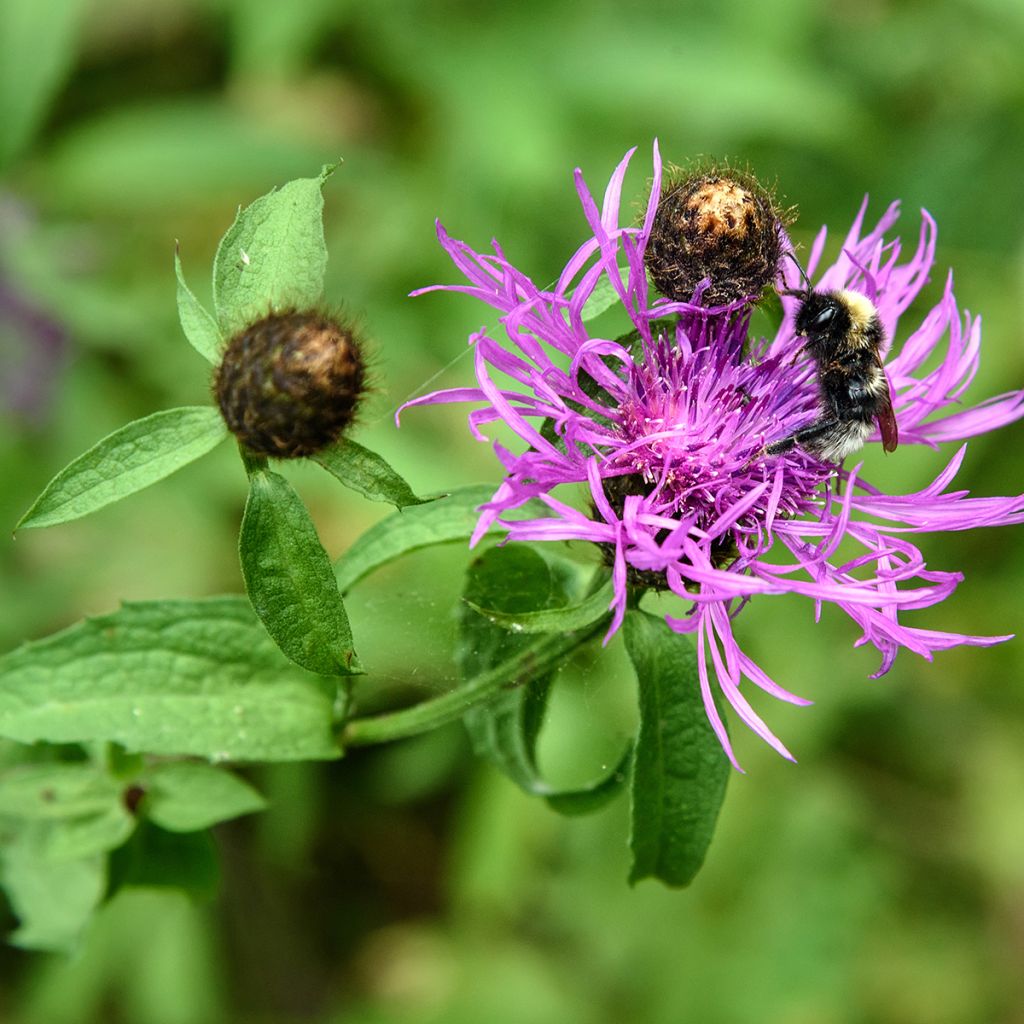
[214,309,365,458]
[645,162,791,307]
[401,143,1024,769]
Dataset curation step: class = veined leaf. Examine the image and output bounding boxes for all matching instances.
[16,406,228,531]
[624,609,730,887]
[240,468,360,677]
[0,597,340,762]
[213,164,336,336]
[313,437,435,509]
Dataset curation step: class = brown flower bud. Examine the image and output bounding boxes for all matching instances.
[645,165,789,307]
[214,309,365,458]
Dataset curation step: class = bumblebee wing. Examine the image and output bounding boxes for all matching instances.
[875,368,899,453]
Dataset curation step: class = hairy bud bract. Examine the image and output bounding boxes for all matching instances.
[214,309,365,458]
[645,165,788,307]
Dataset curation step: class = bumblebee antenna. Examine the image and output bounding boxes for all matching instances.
[782,250,812,296]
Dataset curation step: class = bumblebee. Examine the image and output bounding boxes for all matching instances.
[765,285,898,462]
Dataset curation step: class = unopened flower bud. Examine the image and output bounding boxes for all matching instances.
[214,309,365,458]
[645,166,788,307]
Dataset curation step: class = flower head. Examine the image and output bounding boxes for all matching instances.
[402,144,1024,769]
[645,163,789,305]
[215,309,365,458]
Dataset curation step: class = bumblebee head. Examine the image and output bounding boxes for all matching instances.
[792,290,851,352]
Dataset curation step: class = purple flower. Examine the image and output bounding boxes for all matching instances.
[401,143,1024,769]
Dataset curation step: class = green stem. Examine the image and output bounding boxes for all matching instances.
[341,619,607,747]
[238,444,269,476]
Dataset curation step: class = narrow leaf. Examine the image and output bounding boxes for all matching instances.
[175,246,223,363]
[240,468,360,676]
[0,826,105,952]
[458,547,624,813]
[334,484,542,593]
[0,597,340,762]
[16,406,228,531]
[213,164,336,336]
[313,437,435,509]
[624,609,730,887]
[143,762,266,832]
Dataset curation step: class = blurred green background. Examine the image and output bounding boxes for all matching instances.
[3,0,1024,1021]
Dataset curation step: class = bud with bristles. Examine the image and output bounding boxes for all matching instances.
[645,164,789,307]
[214,309,365,458]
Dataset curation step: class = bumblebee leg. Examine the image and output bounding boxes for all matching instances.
[764,418,838,458]
[764,434,797,456]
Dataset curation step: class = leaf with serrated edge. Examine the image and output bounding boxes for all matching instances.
[240,468,360,676]
[16,406,228,531]
[313,437,435,509]
[144,762,266,832]
[175,246,222,363]
[1,825,105,952]
[334,484,543,593]
[624,609,730,887]
[213,164,336,337]
[0,597,340,762]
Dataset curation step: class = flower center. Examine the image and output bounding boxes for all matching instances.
[608,333,830,547]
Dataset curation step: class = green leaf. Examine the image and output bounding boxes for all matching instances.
[240,468,360,676]
[0,763,121,820]
[143,762,266,832]
[466,578,615,635]
[457,546,624,813]
[16,406,229,531]
[0,0,86,169]
[0,825,105,951]
[175,246,223,364]
[313,437,435,509]
[0,597,340,762]
[334,484,543,593]
[213,164,336,337]
[624,609,730,888]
